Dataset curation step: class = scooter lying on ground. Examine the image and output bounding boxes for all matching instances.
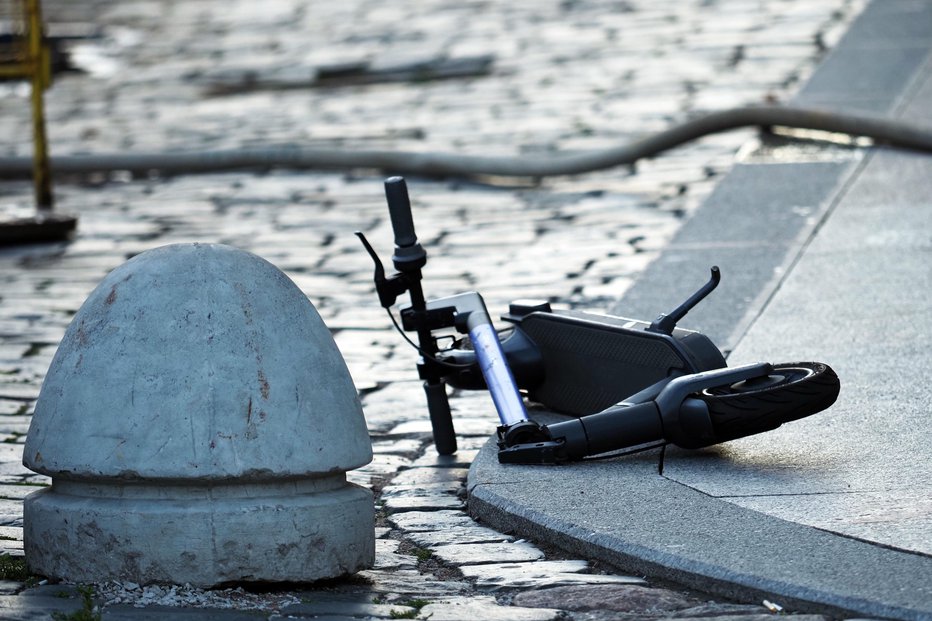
[357,177,840,464]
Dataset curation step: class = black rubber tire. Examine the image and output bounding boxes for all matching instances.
[695,362,840,443]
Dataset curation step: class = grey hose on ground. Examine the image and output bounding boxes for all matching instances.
[1,106,931,180]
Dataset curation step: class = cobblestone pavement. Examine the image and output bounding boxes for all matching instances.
[0,0,868,618]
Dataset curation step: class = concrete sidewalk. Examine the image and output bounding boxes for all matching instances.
[468,1,932,619]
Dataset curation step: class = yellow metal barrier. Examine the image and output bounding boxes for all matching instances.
[1,0,53,210]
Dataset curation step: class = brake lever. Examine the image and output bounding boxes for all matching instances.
[355,231,411,309]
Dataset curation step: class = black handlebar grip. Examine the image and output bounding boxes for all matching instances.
[385,176,418,248]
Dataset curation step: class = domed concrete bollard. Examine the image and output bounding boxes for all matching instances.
[22,243,374,586]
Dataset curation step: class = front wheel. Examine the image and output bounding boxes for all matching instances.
[694,362,840,443]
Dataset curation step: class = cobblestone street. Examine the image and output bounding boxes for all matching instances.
[0,0,869,618]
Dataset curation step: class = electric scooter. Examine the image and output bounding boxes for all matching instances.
[357,177,839,464]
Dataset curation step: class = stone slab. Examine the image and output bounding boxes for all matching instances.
[840,0,932,44]
[459,559,646,590]
[387,510,476,533]
[389,467,470,486]
[383,494,464,512]
[610,161,856,351]
[0,500,21,527]
[0,583,19,597]
[419,596,559,621]
[428,541,545,566]
[794,46,931,113]
[0,594,84,620]
[373,539,417,571]
[379,481,463,499]
[381,480,464,512]
[351,569,468,597]
[101,605,267,620]
[278,600,416,619]
[512,584,694,613]
[405,524,514,548]
[795,0,932,113]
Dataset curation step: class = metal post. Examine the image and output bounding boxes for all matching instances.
[0,0,76,244]
[25,0,53,210]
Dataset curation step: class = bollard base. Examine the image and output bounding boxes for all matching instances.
[24,478,374,586]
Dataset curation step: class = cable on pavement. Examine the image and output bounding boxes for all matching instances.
[0,106,930,180]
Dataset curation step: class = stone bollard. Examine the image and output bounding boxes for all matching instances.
[22,243,374,586]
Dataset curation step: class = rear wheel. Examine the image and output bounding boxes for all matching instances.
[694,362,840,443]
